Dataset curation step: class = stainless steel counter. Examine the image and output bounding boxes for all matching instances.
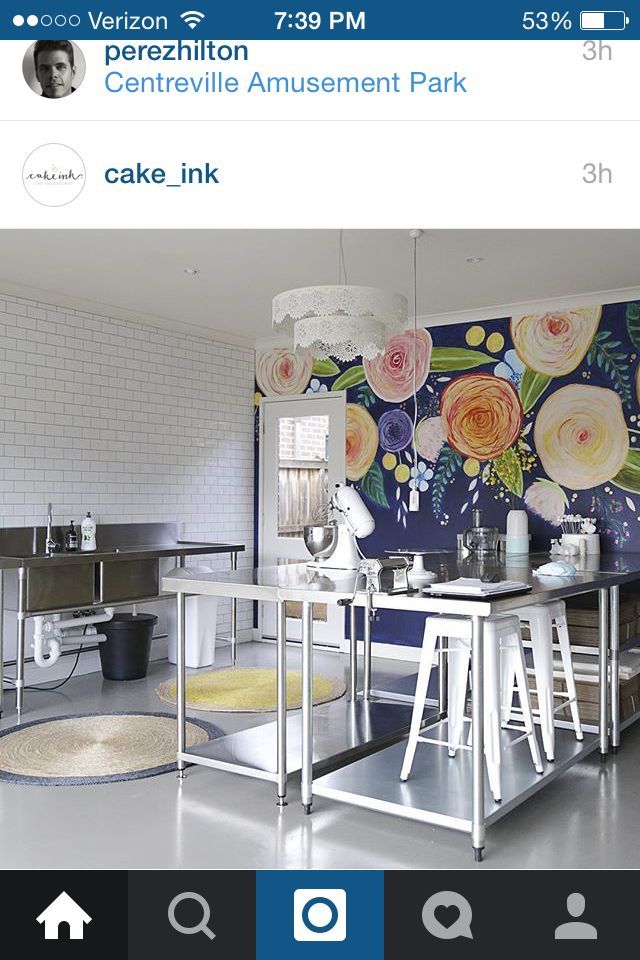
[1,522,244,716]
[0,522,244,567]
[162,551,635,860]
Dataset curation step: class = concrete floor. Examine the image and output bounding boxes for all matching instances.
[1,641,639,869]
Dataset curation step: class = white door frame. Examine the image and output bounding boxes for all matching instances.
[258,391,347,645]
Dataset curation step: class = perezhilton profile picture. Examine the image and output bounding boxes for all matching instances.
[22,40,86,99]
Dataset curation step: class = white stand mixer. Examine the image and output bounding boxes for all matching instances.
[304,483,375,570]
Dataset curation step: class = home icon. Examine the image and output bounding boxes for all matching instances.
[36,891,92,940]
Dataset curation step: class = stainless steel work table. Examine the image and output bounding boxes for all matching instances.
[162,552,638,860]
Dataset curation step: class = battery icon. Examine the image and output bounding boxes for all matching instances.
[580,10,629,29]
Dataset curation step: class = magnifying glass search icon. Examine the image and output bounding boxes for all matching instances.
[168,892,216,940]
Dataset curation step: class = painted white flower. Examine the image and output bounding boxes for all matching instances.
[306,378,328,394]
[409,461,433,493]
[414,416,446,462]
[524,479,568,524]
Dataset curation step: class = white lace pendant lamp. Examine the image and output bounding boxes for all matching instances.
[272,234,408,361]
[272,285,408,361]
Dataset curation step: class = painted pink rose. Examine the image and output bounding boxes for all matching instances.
[524,480,568,524]
[255,347,313,396]
[363,329,432,403]
[415,416,446,462]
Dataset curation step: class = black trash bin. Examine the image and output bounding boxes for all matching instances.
[99,613,158,681]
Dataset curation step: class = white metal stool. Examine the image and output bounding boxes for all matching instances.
[400,614,543,801]
[504,601,583,762]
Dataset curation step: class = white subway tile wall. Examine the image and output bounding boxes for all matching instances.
[0,292,255,661]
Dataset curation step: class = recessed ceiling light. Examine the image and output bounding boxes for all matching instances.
[465,256,485,264]
[183,267,200,275]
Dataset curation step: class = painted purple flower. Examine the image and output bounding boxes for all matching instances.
[378,409,413,453]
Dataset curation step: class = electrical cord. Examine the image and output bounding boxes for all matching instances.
[411,232,419,485]
[2,625,88,693]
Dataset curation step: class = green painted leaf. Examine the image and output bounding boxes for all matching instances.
[494,448,523,498]
[432,445,462,517]
[430,347,493,372]
[612,448,640,494]
[332,365,366,391]
[519,368,552,413]
[360,461,390,509]
[312,358,340,377]
[587,331,632,406]
[357,384,376,409]
[626,302,640,351]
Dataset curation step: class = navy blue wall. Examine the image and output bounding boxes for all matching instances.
[256,299,640,645]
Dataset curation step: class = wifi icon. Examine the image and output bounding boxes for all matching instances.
[181,10,206,29]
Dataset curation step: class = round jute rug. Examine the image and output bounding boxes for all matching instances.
[0,711,221,785]
[155,667,346,713]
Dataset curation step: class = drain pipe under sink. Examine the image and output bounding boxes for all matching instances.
[32,607,115,668]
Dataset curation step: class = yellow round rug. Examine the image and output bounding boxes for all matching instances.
[155,667,346,713]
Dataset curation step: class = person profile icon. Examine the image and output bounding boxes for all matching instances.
[554,893,597,940]
[23,40,86,99]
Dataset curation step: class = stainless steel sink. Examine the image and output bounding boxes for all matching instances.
[0,522,245,614]
[0,521,245,717]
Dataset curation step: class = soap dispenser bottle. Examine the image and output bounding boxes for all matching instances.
[65,521,78,552]
[81,512,97,551]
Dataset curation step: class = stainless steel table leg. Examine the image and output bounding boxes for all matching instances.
[301,601,313,814]
[349,604,357,701]
[176,591,187,778]
[471,615,485,861]
[609,584,620,752]
[363,591,372,701]
[16,567,26,716]
[230,551,238,666]
[0,569,4,718]
[598,588,609,760]
[276,600,288,806]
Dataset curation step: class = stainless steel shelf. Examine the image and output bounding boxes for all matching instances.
[180,698,423,783]
[313,723,600,832]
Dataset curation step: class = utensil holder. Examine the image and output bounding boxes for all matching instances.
[561,533,600,556]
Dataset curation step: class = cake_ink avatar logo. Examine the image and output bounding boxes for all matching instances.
[22,143,86,206]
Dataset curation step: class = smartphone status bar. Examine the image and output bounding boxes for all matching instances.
[2,1,639,40]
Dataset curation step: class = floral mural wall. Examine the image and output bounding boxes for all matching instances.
[255,298,640,643]
[257,298,640,549]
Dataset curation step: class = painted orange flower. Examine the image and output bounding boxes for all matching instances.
[346,403,378,481]
[255,347,313,396]
[511,307,600,377]
[441,374,523,461]
[363,329,432,403]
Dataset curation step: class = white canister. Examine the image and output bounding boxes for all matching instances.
[561,533,600,556]
[506,510,529,554]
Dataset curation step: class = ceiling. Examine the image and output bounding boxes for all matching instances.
[0,230,638,344]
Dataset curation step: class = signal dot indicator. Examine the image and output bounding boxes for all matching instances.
[27,13,38,25]
[12,14,25,25]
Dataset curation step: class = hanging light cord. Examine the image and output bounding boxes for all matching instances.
[412,234,419,483]
[338,228,348,285]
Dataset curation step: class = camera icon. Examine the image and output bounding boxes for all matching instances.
[293,889,347,942]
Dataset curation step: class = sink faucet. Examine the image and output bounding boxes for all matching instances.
[45,502,59,554]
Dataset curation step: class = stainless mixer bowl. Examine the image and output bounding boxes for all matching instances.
[303,523,338,560]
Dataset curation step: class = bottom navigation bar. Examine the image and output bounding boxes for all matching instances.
[14,869,634,956]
